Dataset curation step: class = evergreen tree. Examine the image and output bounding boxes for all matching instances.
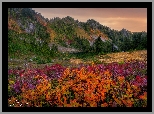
[93,36,105,54]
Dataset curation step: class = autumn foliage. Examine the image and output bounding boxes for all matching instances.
[8,61,147,107]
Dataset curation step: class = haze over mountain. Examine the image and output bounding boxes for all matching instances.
[32,8,147,32]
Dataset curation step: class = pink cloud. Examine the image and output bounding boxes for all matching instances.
[32,8,147,32]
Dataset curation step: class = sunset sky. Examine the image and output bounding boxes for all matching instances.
[32,8,147,32]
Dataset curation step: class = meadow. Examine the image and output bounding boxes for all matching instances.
[8,50,147,107]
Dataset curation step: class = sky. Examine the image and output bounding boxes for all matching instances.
[32,8,147,32]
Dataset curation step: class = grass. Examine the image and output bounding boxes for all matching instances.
[8,50,147,70]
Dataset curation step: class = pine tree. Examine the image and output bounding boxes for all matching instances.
[93,36,104,54]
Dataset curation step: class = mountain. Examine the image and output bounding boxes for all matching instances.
[8,8,147,57]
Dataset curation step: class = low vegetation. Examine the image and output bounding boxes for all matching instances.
[8,8,147,107]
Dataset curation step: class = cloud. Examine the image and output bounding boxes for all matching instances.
[32,8,147,32]
[98,17,147,32]
[33,8,147,19]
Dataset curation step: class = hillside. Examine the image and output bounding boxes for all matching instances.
[8,8,147,47]
[8,8,147,65]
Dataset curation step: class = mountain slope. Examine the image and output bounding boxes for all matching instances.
[8,8,147,56]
